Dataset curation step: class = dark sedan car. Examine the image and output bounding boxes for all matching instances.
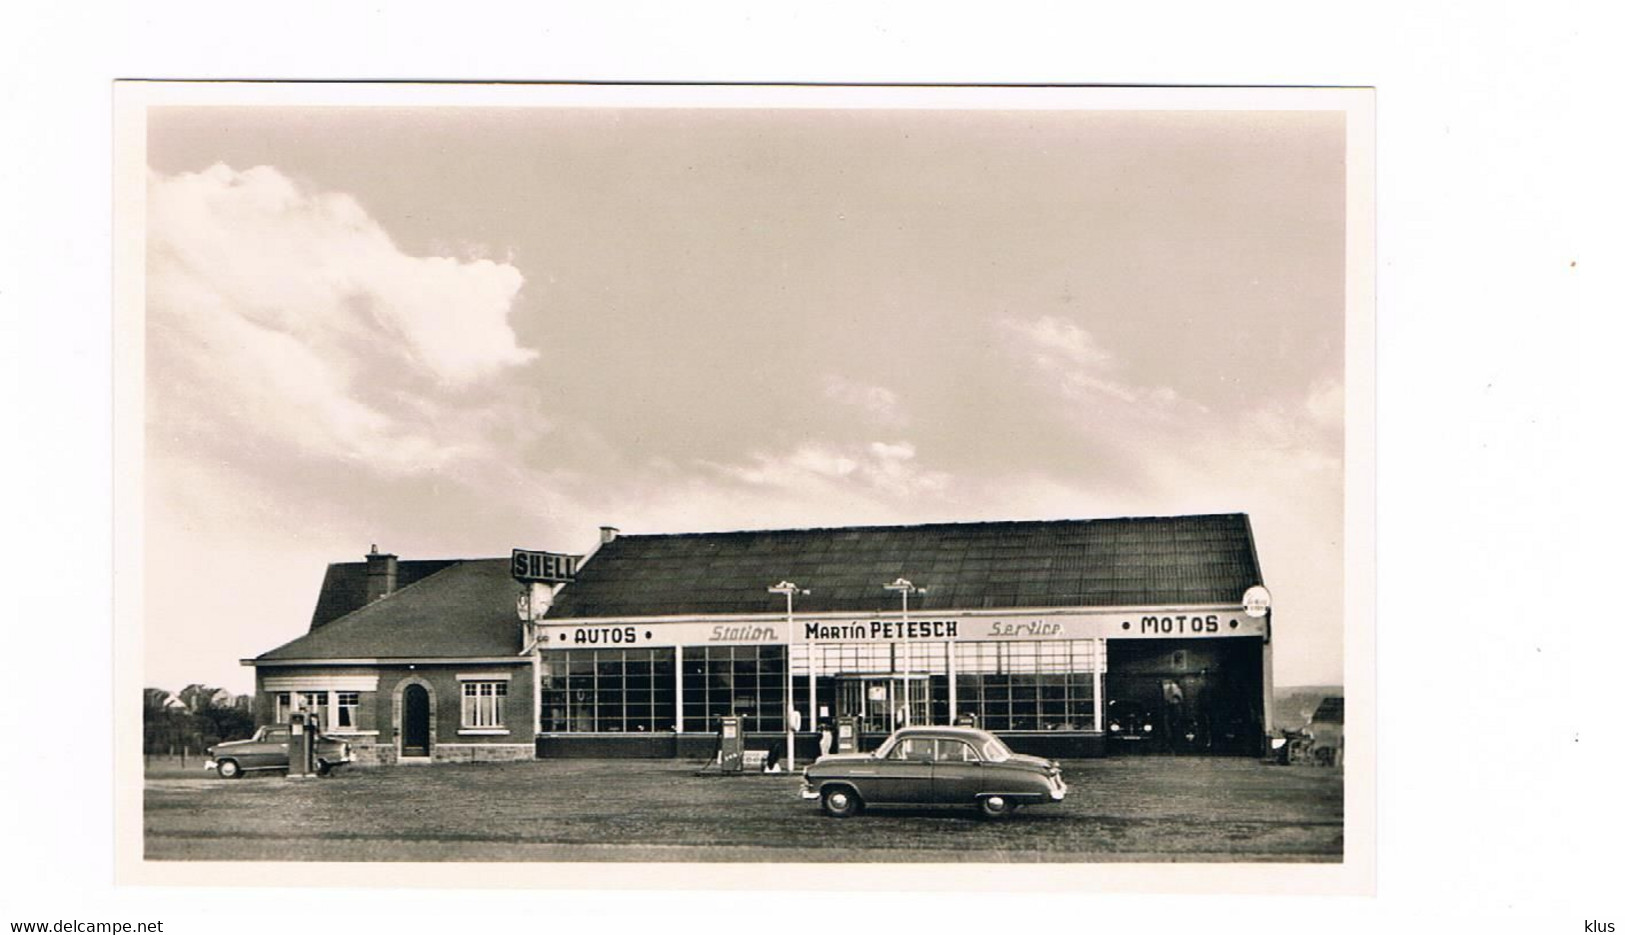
[799,726,1066,819]
[205,725,353,778]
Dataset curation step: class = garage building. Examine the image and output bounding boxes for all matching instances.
[248,513,1274,764]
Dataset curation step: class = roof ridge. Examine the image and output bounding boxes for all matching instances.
[609,512,1249,540]
[258,557,522,662]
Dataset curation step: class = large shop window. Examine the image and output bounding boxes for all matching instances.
[461,681,507,728]
[954,640,1102,732]
[682,645,786,735]
[808,641,949,676]
[540,647,676,733]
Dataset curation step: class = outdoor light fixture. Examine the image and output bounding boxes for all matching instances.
[768,580,808,770]
[882,577,926,727]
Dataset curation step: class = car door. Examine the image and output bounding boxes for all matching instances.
[247,728,290,769]
[930,738,984,804]
[869,736,935,803]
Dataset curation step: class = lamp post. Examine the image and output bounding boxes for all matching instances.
[768,580,808,771]
[883,578,926,727]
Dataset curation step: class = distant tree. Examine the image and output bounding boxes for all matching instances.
[178,683,221,714]
[144,685,255,754]
[143,688,179,754]
[196,696,255,746]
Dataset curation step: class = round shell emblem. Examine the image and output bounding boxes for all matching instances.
[1242,585,1272,618]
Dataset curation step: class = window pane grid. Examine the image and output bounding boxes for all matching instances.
[541,647,676,733]
[538,639,1100,733]
[954,640,1102,731]
[461,681,507,728]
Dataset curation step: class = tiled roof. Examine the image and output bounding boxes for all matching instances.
[1312,697,1345,725]
[308,559,461,628]
[258,559,521,662]
[546,514,1262,620]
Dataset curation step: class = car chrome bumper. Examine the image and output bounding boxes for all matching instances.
[204,760,218,771]
[1049,778,1067,801]
[799,784,820,800]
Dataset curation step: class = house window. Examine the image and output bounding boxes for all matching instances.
[270,686,367,732]
[462,681,507,728]
[336,692,359,729]
[296,691,329,728]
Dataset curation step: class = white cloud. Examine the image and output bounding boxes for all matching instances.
[998,315,1183,408]
[710,440,951,499]
[990,321,1346,683]
[147,164,538,476]
[822,375,906,425]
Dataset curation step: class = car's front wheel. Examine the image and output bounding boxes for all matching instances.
[978,794,1014,819]
[821,786,861,818]
[216,759,243,780]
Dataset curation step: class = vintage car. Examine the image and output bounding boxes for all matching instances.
[205,725,354,778]
[799,725,1066,819]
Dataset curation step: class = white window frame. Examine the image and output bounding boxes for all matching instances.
[461,680,507,729]
[263,676,380,734]
[335,691,360,729]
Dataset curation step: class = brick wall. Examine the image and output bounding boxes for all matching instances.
[254,661,536,765]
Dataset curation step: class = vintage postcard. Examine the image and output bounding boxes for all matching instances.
[114,82,1374,892]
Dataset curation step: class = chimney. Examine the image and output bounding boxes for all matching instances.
[600,526,620,545]
[365,545,399,603]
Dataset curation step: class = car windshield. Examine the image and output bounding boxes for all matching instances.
[977,734,1014,762]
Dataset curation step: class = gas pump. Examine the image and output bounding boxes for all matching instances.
[717,716,744,774]
[286,710,315,780]
[835,715,861,754]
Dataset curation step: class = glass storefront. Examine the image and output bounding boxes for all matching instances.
[681,644,786,734]
[807,639,1103,732]
[954,640,1101,732]
[540,647,676,733]
[539,639,1103,733]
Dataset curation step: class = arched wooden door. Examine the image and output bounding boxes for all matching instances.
[402,683,431,757]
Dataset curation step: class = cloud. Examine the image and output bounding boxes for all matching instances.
[146,164,539,478]
[992,317,1345,683]
[822,375,907,426]
[997,315,1185,408]
[708,440,952,499]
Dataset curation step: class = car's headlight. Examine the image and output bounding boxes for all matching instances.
[1270,737,1288,750]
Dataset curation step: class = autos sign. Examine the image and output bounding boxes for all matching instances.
[537,608,1265,647]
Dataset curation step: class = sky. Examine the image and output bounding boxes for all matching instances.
[142,103,1346,696]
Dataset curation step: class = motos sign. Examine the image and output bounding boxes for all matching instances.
[537,609,1264,647]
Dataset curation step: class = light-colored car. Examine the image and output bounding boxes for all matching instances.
[799,725,1066,819]
[205,725,353,778]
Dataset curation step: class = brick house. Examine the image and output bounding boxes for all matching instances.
[247,550,533,765]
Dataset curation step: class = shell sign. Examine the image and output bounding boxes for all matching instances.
[1242,585,1272,618]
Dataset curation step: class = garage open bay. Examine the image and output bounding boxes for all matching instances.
[144,757,1342,863]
